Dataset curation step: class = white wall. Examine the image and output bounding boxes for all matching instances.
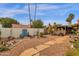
[0,28,44,38]
[0,24,2,28]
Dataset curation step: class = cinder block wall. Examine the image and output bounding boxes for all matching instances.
[0,28,44,38]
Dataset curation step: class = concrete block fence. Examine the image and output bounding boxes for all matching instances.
[0,28,44,38]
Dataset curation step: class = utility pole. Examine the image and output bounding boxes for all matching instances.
[28,3,32,27]
[28,3,37,27]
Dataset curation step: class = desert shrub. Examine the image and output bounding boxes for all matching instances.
[47,26,53,34]
[65,48,79,56]
[70,40,79,48]
[36,32,44,38]
[39,32,44,37]
[73,40,79,48]
[65,38,79,56]
[0,29,1,40]
[0,46,9,52]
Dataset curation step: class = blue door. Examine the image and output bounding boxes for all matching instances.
[20,29,29,38]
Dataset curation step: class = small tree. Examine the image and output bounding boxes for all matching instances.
[2,23,12,28]
[0,17,19,28]
[32,19,44,28]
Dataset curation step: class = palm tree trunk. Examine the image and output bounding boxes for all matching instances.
[67,22,72,27]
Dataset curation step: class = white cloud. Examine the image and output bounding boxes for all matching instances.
[37,4,60,10]
[36,4,75,12]
[0,5,28,17]
[0,4,46,18]
[0,3,75,18]
[53,10,69,16]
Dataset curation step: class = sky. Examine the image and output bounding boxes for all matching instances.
[0,3,79,25]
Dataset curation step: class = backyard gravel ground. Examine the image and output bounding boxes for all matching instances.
[0,35,70,56]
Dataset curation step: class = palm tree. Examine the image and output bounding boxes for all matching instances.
[66,13,74,26]
[53,22,57,30]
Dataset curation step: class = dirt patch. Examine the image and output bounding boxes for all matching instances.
[0,35,59,56]
[0,35,70,56]
[40,39,70,56]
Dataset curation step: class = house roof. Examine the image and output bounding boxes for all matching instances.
[12,24,31,28]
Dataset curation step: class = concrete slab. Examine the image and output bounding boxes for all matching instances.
[35,45,50,51]
[20,48,38,56]
[33,53,40,56]
[20,36,69,56]
[44,41,55,45]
